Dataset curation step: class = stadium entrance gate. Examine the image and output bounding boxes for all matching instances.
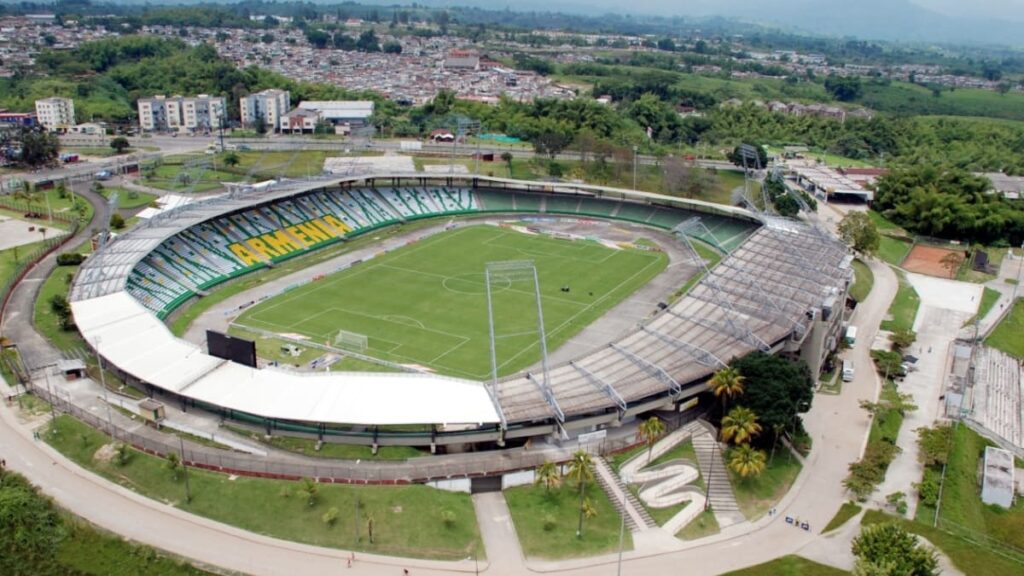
[470,476,502,494]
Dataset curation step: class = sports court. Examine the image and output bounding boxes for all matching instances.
[901,243,966,278]
[0,214,63,251]
[233,225,667,379]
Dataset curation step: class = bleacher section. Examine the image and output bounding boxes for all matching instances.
[493,222,850,423]
[127,186,479,317]
[475,189,755,252]
[126,187,753,318]
[970,347,1024,448]
[72,175,852,431]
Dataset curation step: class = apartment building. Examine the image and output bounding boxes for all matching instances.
[138,94,227,133]
[34,97,75,131]
[240,89,290,132]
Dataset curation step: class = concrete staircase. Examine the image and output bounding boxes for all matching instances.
[593,456,657,533]
[691,421,746,527]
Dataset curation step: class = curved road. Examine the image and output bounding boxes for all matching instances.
[0,184,898,574]
[1,260,898,575]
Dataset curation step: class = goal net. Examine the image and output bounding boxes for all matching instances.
[333,329,368,352]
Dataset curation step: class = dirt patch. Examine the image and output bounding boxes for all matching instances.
[902,244,966,279]
[93,443,117,464]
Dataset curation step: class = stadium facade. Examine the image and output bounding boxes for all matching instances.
[70,175,851,450]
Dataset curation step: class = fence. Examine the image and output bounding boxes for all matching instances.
[0,197,80,323]
[27,376,652,484]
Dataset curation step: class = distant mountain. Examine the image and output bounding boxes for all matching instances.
[378,0,1024,46]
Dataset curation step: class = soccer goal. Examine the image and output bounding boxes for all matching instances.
[333,329,368,352]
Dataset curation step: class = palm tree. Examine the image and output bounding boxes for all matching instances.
[298,477,319,507]
[581,498,598,521]
[165,451,181,481]
[535,461,562,493]
[637,416,666,462]
[729,444,767,478]
[567,450,594,538]
[721,406,762,445]
[709,366,745,415]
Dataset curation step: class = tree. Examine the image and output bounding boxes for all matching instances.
[727,143,767,170]
[566,450,594,538]
[0,471,66,575]
[851,522,938,576]
[662,156,714,198]
[114,443,131,467]
[638,416,666,461]
[298,478,318,507]
[709,366,745,416]
[17,127,60,168]
[721,406,763,445]
[581,498,597,521]
[533,128,573,159]
[825,75,863,101]
[838,212,881,255]
[322,507,339,527]
[305,28,329,49]
[535,461,561,493]
[656,38,676,52]
[731,353,814,443]
[109,136,130,154]
[165,451,181,481]
[254,116,267,135]
[729,444,767,478]
[223,152,240,167]
[888,329,917,352]
[109,213,125,230]
[382,41,402,54]
[940,251,965,279]
[357,30,381,53]
[501,151,514,177]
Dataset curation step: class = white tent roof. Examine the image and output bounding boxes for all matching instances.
[72,292,500,426]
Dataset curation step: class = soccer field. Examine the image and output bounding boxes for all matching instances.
[234,225,668,379]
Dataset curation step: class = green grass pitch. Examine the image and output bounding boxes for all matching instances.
[234,225,668,379]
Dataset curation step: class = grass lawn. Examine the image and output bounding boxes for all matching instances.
[823,502,862,533]
[962,286,1000,327]
[727,448,802,521]
[933,425,1024,551]
[95,186,158,210]
[878,235,912,267]
[64,146,141,158]
[867,210,905,233]
[58,517,212,576]
[722,555,848,576]
[624,439,704,527]
[223,424,425,460]
[142,163,243,193]
[168,218,451,337]
[45,415,481,560]
[235,225,667,380]
[216,150,331,179]
[985,299,1024,359]
[880,270,921,333]
[849,259,874,302]
[608,444,646,474]
[504,482,631,559]
[0,240,47,286]
[862,510,1024,576]
[676,508,720,540]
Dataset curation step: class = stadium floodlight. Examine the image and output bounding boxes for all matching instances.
[484,260,555,423]
[334,329,369,352]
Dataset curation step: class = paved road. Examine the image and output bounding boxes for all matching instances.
[0,253,899,576]
[0,181,111,370]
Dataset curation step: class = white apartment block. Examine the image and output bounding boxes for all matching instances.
[35,97,75,131]
[137,94,227,133]
[240,89,291,132]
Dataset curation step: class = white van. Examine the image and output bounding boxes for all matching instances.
[842,360,855,382]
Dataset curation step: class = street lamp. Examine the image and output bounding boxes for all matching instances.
[93,336,115,437]
[632,145,639,190]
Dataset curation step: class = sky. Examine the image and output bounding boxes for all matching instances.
[914,0,1024,22]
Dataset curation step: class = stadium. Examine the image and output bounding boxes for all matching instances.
[69,174,852,456]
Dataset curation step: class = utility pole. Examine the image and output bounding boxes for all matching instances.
[179,435,192,503]
[616,490,626,575]
[632,145,639,190]
[94,337,115,438]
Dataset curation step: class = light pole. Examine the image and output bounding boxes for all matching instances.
[616,490,626,575]
[179,435,192,503]
[93,337,115,437]
[632,145,639,190]
[1011,241,1024,303]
